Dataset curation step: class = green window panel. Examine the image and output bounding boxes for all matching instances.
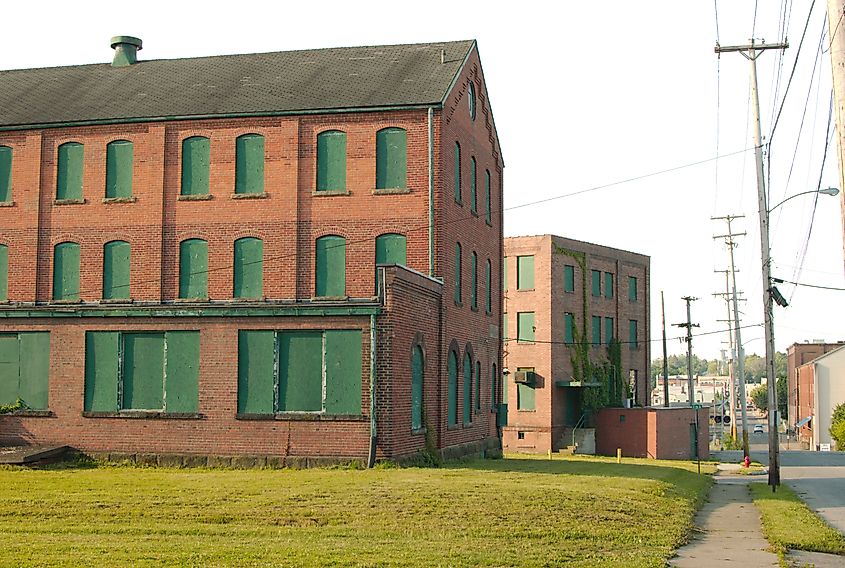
[102,240,130,300]
[0,145,11,202]
[447,350,458,426]
[0,335,19,405]
[564,313,574,344]
[469,156,477,213]
[84,331,119,412]
[517,312,535,343]
[564,265,575,293]
[324,330,362,414]
[375,127,407,189]
[591,316,601,346]
[591,270,601,297]
[490,364,497,409]
[501,372,508,405]
[502,256,508,291]
[181,136,210,196]
[485,259,492,314]
[517,368,535,411]
[453,142,461,202]
[604,272,614,298]
[604,317,614,345]
[470,252,478,310]
[468,81,476,120]
[454,243,462,304]
[278,331,323,412]
[164,331,200,413]
[475,360,481,412]
[502,312,508,344]
[462,352,472,425]
[629,320,639,348]
[516,255,534,290]
[122,333,165,410]
[237,330,275,414]
[484,170,491,224]
[52,242,80,301]
[0,244,7,302]
[0,332,49,409]
[375,233,407,293]
[179,239,208,299]
[56,142,83,200]
[316,130,346,191]
[315,235,346,297]
[235,134,265,194]
[105,140,133,198]
[411,345,424,430]
[629,276,638,301]
[234,237,263,299]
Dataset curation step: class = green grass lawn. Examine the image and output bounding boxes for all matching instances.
[750,482,845,556]
[0,455,713,567]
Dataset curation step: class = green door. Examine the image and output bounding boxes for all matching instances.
[0,334,20,405]
[123,333,164,410]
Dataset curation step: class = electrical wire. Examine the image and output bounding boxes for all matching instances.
[774,277,845,291]
[502,322,765,347]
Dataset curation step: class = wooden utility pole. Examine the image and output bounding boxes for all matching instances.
[827,0,845,274]
[713,270,738,439]
[673,297,699,405]
[661,291,669,407]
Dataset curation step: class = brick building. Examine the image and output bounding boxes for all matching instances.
[787,341,845,448]
[0,38,503,465]
[786,341,845,436]
[502,235,650,453]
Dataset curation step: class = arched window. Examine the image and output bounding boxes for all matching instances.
[53,242,80,301]
[485,258,492,314]
[375,233,407,293]
[0,244,7,301]
[469,156,477,214]
[235,134,265,194]
[411,345,424,430]
[463,350,472,425]
[454,242,462,304]
[475,360,481,412]
[0,146,12,203]
[484,170,492,224]
[375,128,406,189]
[102,240,130,300]
[317,130,347,191]
[468,81,476,121]
[105,140,133,198]
[453,142,461,202]
[181,136,210,196]
[234,237,263,298]
[470,251,478,310]
[179,239,208,299]
[315,235,346,297]
[56,142,84,200]
[448,350,458,426]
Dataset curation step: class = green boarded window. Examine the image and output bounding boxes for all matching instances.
[279,331,323,412]
[375,233,407,293]
[181,136,210,196]
[604,317,614,345]
[469,156,477,213]
[484,170,491,224]
[0,146,12,202]
[375,127,406,189]
[468,81,476,120]
[503,256,508,291]
[179,239,208,299]
[53,242,80,301]
[604,272,614,298]
[234,237,263,299]
[490,363,498,409]
[591,270,601,297]
[629,320,639,348]
[475,360,481,412]
[517,312,535,343]
[316,130,346,191]
[84,331,199,413]
[448,350,458,426]
[564,265,575,293]
[517,255,534,290]
[235,134,265,194]
[485,259,492,314]
[105,140,133,198]
[454,243,462,304]
[564,312,574,344]
[56,142,83,200]
[102,240,130,300]
[0,244,7,302]
[502,312,508,344]
[453,142,461,202]
[463,351,472,424]
[315,235,346,297]
[471,252,478,310]
[517,368,535,411]
[591,316,601,346]
[501,368,508,405]
[237,330,275,414]
[0,332,50,410]
[411,345,424,430]
[629,276,638,301]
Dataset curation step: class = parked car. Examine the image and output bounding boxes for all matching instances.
[753,424,765,434]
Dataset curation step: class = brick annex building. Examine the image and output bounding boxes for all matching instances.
[0,38,504,465]
[502,235,650,454]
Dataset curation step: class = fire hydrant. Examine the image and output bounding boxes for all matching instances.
[743,455,750,468]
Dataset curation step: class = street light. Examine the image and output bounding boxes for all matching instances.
[759,186,839,490]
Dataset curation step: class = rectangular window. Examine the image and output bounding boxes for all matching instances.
[376,128,407,190]
[564,265,575,293]
[564,312,574,344]
[315,236,346,297]
[471,252,478,310]
[316,131,347,191]
[53,242,80,301]
[629,320,639,349]
[0,245,7,302]
[516,368,535,411]
[502,312,508,344]
[591,315,601,346]
[591,270,601,297]
[0,146,12,203]
[604,317,614,345]
[235,134,265,194]
[237,329,362,415]
[516,255,534,290]
[502,256,508,291]
[56,142,84,200]
[84,331,199,413]
[453,142,461,202]
[629,276,638,301]
[105,140,133,199]
[469,157,477,214]
[454,243,462,304]
[517,312,535,343]
[604,272,613,298]
[179,239,208,299]
[102,241,130,300]
[0,332,50,410]
[484,170,491,224]
[180,137,210,196]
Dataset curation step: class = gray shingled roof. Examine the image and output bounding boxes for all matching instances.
[0,40,475,129]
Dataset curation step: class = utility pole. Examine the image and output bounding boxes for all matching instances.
[661,291,669,408]
[713,270,738,440]
[827,0,845,275]
[673,297,699,405]
[715,39,787,489]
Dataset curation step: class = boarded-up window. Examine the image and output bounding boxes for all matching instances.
[453,142,461,202]
[179,239,208,299]
[517,312,535,343]
[469,156,477,213]
[463,351,472,424]
[375,127,406,189]
[102,240,130,300]
[315,235,346,297]
[237,329,362,415]
[56,142,83,200]
[629,276,638,301]
[485,258,492,314]
[181,136,210,196]
[0,332,50,410]
[564,265,575,293]
[105,140,133,198]
[468,81,476,120]
[235,134,265,194]
[0,244,7,302]
[454,243,462,304]
[591,270,601,297]
[471,251,478,310]
[502,256,508,291]
[475,360,481,412]
[591,316,601,346]
[233,237,263,299]
[484,169,491,224]
[316,130,346,191]
[84,331,199,412]
[517,256,534,290]
[411,345,424,430]
[448,350,458,426]
[517,367,535,411]
[490,363,498,409]
[564,312,574,344]
[53,242,80,301]
[502,312,508,344]
[604,272,614,298]
[375,233,406,293]
[605,317,614,345]
[629,320,639,348]
[0,146,11,202]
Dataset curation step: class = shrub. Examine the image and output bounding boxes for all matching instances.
[830,403,845,450]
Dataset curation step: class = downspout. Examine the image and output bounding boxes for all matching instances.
[428,107,435,277]
[367,312,378,467]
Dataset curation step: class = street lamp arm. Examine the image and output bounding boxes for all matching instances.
[768,188,839,213]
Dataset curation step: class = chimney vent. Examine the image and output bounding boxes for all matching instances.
[110,36,142,67]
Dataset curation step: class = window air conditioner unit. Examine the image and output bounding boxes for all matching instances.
[514,371,534,384]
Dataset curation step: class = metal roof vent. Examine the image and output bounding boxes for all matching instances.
[110,36,142,67]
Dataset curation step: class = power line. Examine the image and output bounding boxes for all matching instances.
[774,277,845,291]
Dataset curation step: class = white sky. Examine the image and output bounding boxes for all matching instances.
[2,1,842,361]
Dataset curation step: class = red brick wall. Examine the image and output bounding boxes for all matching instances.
[596,407,709,460]
[796,363,815,444]
[787,342,844,427]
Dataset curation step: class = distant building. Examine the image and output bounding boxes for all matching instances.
[794,345,845,450]
[787,341,845,432]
